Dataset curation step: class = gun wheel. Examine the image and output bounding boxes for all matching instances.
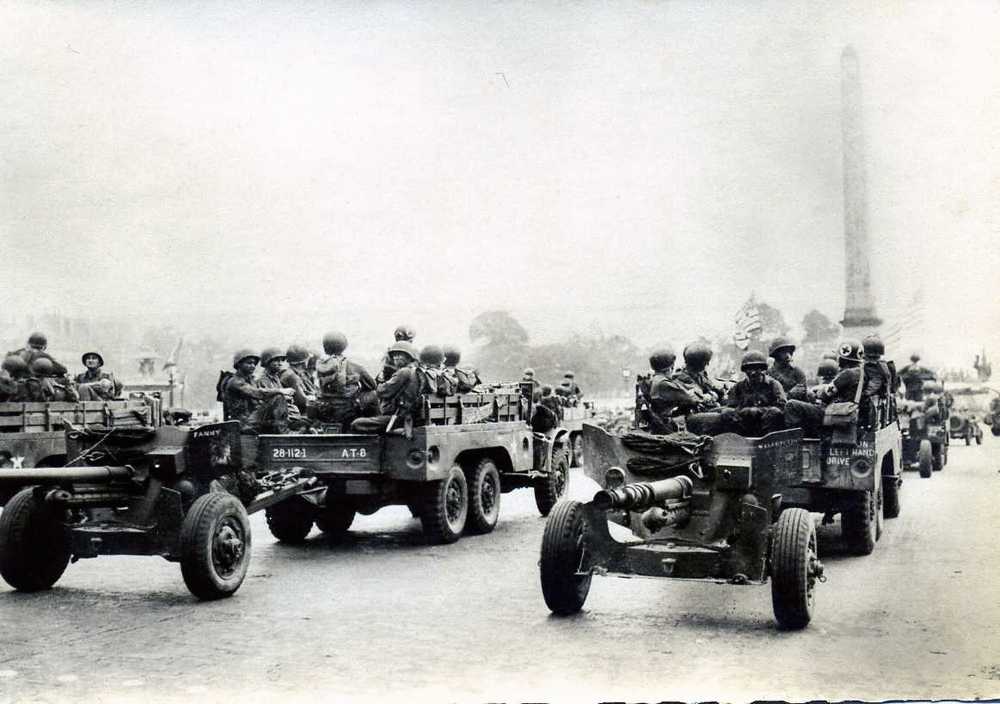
[265,498,314,544]
[420,465,468,544]
[540,500,592,615]
[0,488,70,592]
[465,458,501,535]
[180,493,251,601]
[770,508,819,630]
[841,490,877,555]
[534,448,570,517]
[917,439,933,478]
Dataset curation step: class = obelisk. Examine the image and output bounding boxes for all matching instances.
[840,45,882,339]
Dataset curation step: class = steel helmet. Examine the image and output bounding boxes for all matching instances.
[442,345,461,366]
[30,358,55,377]
[817,359,838,379]
[2,355,28,377]
[233,349,260,368]
[393,325,416,342]
[388,341,417,362]
[81,351,105,367]
[768,337,796,358]
[27,332,47,348]
[837,339,863,364]
[682,341,713,369]
[260,347,286,367]
[910,352,921,362]
[419,345,444,366]
[322,331,348,355]
[286,343,310,364]
[862,335,885,358]
[740,350,768,371]
[648,347,676,372]
[564,371,575,379]
[522,367,535,378]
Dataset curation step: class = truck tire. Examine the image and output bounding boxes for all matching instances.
[540,500,592,615]
[841,490,876,555]
[179,493,251,601]
[918,440,933,478]
[883,476,901,519]
[770,508,817,630]
[466,458,501,535]
[570,433,584,468]
[932,443,943,472]
[0,488,70,592]
[534,448,570,517]
[965,430,972,446]
[265,499,314,544]
[315,500,356,538]
[420,465,468,544]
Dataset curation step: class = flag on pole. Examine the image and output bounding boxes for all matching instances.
[733,295,762,350]
[163,337,184,371]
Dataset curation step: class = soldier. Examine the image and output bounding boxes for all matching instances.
[816,358,838,385]
[377,324,417,383]
[76,351,123,401]
[861,335,892,400]
[8,332,68,377]
[314,331,377,429]
[0,356,30,401]
[441,346,481,393]
[643,346,682,434]
[280,343,318,415]
[784,340,864,436]
[670,341,726,434]
[724,351,786,435]
[27,358,79,402]
[555,379,576,406]
[899,352,935,402]
[417,345,453,396]
[351,341,422,434]
[531,384,562,432]
[768,337,807,399]
[223,349,295,433]
[563,372,583,399]
[521,367,541,401]
[257,348,309,430]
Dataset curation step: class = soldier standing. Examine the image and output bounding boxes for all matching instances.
[725,351,787,435]
[521,367,541,402]
[223,349,295,433]
[76,351,123,401]
[899,352,935,401]
[315,332,377,429]
[768,337,807,399]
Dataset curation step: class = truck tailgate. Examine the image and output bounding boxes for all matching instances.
[259,434,382,476]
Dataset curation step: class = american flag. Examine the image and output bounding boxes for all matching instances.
[733,296,762,350]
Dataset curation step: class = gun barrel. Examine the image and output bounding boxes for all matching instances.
[593,475,693,511]
[0,466,134,485]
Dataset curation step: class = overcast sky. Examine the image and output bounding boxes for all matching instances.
[1,1,998,365]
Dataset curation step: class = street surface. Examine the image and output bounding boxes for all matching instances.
[1,437,999,703]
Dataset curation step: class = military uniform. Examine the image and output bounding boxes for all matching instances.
[645,371,684,434]
[784,366,862,436]
[769,362,807,397]
[9,348,68,377]
[279,365,318,416]
[443,365,481,393]
[351,361,422,434]
[76,369,122,401]
[224,372,291,433]
[314,354,377,428]
[899,362,934,401]
[726,375,786,436]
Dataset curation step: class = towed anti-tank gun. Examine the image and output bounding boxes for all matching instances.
[0,419,313,600]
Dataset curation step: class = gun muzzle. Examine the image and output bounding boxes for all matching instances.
[0,466,134,486]
[593,475,693,511]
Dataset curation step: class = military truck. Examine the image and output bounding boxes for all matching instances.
[0,396,162,488]
[0,419,312,600]
[259,383,571,545]
[540,425,826,629]
[899,400,948,476]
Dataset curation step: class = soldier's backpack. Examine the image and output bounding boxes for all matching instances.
[216,370,234,402]
[454,366,481,393]
[317,355,350,396]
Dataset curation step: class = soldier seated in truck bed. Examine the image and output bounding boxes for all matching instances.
[223,349,296,434]
[783,339,871,437]
[350,341,422,434]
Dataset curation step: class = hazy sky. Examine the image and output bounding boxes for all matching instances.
[1,1,998,364]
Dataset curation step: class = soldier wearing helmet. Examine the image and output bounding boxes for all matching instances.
[816,359,838,385]
[280,343,318,415]
[653,341,726,434]
[313,332,377,429]
[351,341,423,434]
[899,351,935,402]
[0,356,29,401]
[532,384,563,433]
[223,348,295,433]
[26,357,78,402]
[860,334,894,402]
[416,345,453,397]
[376,325,417,383]
[563,372,583,401]
[767,337,807,399]
[641,346,682,433]
[7,332,68,378]
[723,351,787,436]
[441,345,482,393]
[77,351,122,401]
[784,340,865,436]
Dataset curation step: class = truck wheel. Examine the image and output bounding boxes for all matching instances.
[965,430,972,446]
[540,500,592,615]
[265,499,314,544]
[534,448,570,517]
[466,458,501,535]
[420,465,468,544]
[883,476,901,519]
[932,444,943,472]
[770,508,818,630]
[315,500,356,538]
[180,493,251,601]
[0,488,70,592]
[918,440,933,478]
[570,433,584,468]
[841,490,876,555]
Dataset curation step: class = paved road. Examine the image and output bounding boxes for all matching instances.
[1,437,999,703]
